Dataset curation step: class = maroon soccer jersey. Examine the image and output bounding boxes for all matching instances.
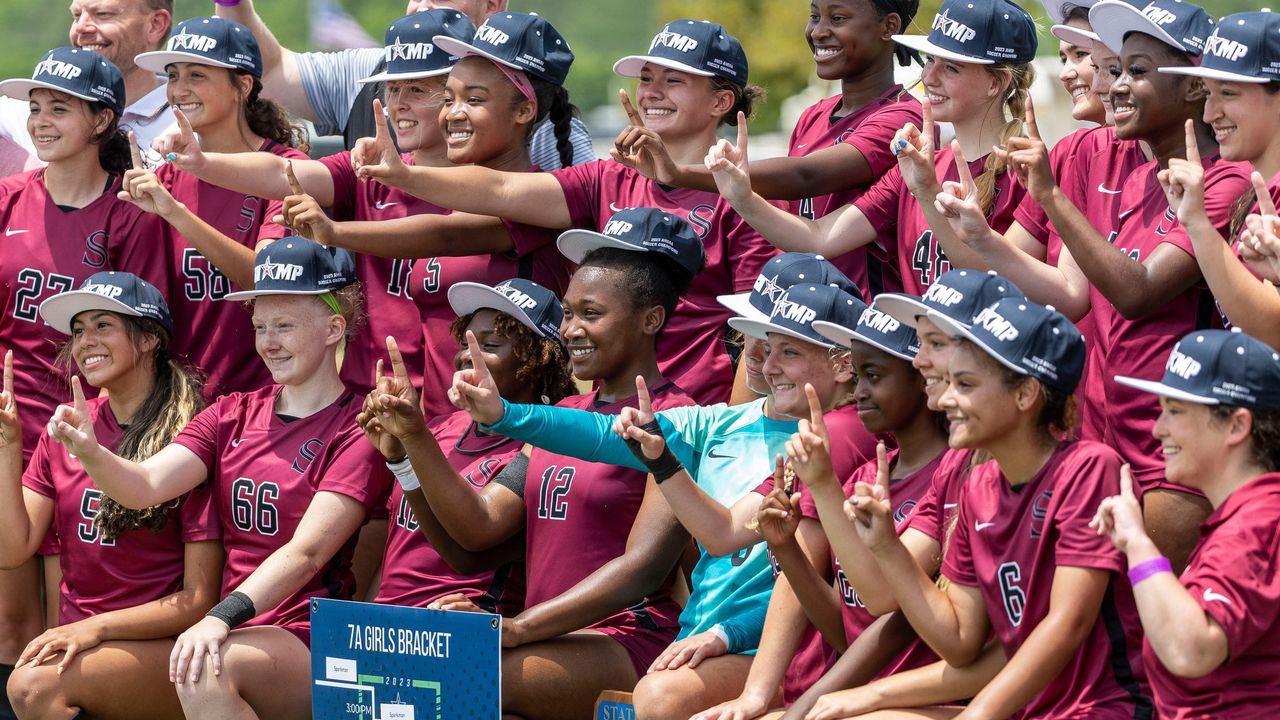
[374,410,523,614]
[1099,156,1251,490]
[159,140,306,400]
[786,89,922,297]
[21,397,219,623]
[404,218,568,420]
[1145,473,1280,718]
[941,441,1150,718]
[0,169,169,462]
[906,447,980,548]
[552,160,777,404]
[853,145,1025,298]
[172,386,392,642]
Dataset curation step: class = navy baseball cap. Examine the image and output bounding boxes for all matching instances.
[136,17,262,77]
[40,271,172,336]
[815,304,921,362]
[1116,329,1280,410]
[433,12,573,86]
[717,252,860,322]
[362,9,476,84]
[557,208,705,276]
[1091,0,1215,59]
[1160,11,1280,84]
[730,283,867,349]
[448,278,563,344]
[893,0,1037,65]
[928,298,1086,392]
[0,48,124,115]
[225,237,357,301]
[875,270,1025,330]
[614,20,750,86]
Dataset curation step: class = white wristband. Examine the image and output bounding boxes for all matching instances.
[709,624,730,649]
[388,458,420,492]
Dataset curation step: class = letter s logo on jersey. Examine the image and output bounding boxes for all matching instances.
[475,25,511,46]
[291,437,326,474]
[933,9,976,44]
[1166,348,1203,380]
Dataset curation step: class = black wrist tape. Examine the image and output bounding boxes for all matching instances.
[624,420,685,484]
[206,591,256,629]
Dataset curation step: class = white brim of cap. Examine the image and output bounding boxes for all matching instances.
[716,291,768,321]
[556,228,638,264]
[135,50,240,75]
[360,65,454,84]
[1051,24,1100,48]
[727,316,835,348]
[1114,375,1220,404]
[222,288,333,302]
[813,320,915,361]
[0,78,100,105]
[433,35,521,73]
[446,282,544,337]
[39,292,143,335]
[1042,0,1102,25]
[925,309,1028,376]
[1158,65,1272,83]
[891,34,993,65]
[873,293,935,329]
[1090,0,1186,59]
[613,55,715,79]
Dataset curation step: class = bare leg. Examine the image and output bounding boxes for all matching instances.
[8,640,182,720]
[175,627,311,720]
[0,561,43,662]
[633,654,757,720]
[1142,489,1211,575]
[502,630,639,720]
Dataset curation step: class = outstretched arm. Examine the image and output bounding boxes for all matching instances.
[0,351,55,568]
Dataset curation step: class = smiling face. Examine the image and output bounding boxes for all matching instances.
[1090,41,1121,125]
[559,266,655,383]
[1151,396,1249,488]
[912,315,958,411]
[439,57,533,165]
[251,295,342,386]
[26,89,110,163]
[937,341,1023,449]
[633,63,733,141]
[453,308,526,397]
[741,334,770,395]
[1111,33,1195,142]
[807,0,892,82]
[761,333,851,419]
[919,55,1003,124]
[70,310,155,388]
[68,0,167,74]
[385,76,447,154]
[165,63,251,133]
[1057,20,1103,124]
[850,340,926,434]
[1203,79,1280,165]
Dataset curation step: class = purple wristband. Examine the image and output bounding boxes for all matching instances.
[214,0,242,6]
[1127,557,1172,587]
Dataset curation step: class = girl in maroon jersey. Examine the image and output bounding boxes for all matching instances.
[0,47,170,706]
[1096,329,1280,719]
[843,298,1151,719]
[40,240,391,720]
[0,274,218,720]
[355,19,777,406]
[357,278,575,612]
[112,15,307,400]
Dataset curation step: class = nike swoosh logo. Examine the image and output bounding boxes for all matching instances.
[975,521,996,532]
[707,449,735,459]
[795,143,807,149]
[231,439,242,447]
[943,503,958,509]
[1118,209,1136,219]
[5,228,27,236]
[1097,183,1122,195]
[374,201,399,210]
[1203,588,1231,605]
[609,202,625,213]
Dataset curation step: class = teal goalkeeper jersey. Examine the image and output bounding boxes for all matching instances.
[487,397,797,653]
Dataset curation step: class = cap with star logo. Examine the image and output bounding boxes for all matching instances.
[717,252,861,322]
[40,271,173,336]
[361,8,476,84]
[893,0,1038,65]
[448,278,564,345]
[0,47,124,115]
[224,237,357,301]
[1116,329,1280,410]
[729,283,868,349]
[613,20,749,86]
[136,17,263,78]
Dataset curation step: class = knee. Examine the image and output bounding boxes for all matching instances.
[7,663,61,719]
[632,670,692,720]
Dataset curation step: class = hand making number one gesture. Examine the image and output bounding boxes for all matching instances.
[844,440,897,550]
[448,330,505,425]
[352,98,409,185]
[0,350,20,456]
[703,110,753,206]
[610,88,678,183]
[615,375,663,458]
[46,376,98,460]
[783,384,838,491]
[1090,464,1148,554]
[893,97,940,196]
[1157,119,1209,225]
[275,160,337,245]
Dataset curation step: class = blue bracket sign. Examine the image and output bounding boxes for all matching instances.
[310,598,501,720]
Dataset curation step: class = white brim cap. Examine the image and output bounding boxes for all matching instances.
[891,34,994,65]
[873,293,936,329]
[726,316,835,348]
[715,291,766,321]
[39,291,143,335]
[1158,64,1271,83]
[432,35,522,73]
[0,78,98,104]
[1051,24,1101,48]
[446,282,542,336]
[222,288,332,301]
[612,54,715,78]
[555,228,638,264]
[925,308,1027,376]
[1114,375,1220,404]
[134,50,238,74]
[1090,0,1186,58]
[359,65,453,84]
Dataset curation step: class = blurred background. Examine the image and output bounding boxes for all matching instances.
[1,0,1262,153]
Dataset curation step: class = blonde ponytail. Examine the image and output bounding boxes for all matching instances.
[973,63,1035,215]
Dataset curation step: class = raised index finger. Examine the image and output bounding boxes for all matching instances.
[464,330,494,384]
[1024,94,1040,142]
[372,98,391,145]
[1119,463,1134,498]
[70,375,87,413]
[1252,171,1278,218]
[1183,118,1199,165]
[284,160,304,196]
[618,88,645,128]
[634,375,652,417]
[128,131,144,169]
[921,98,933,141]
[803,383,825,437]
[951,139,976,194]
[384,335,410,385]
[3,349,12,398]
